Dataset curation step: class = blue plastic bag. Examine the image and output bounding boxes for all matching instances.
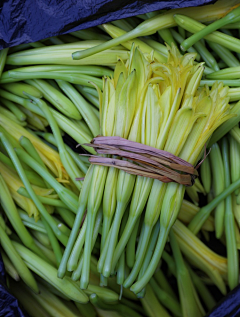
[0,0,215,49]
[0,254,27,317]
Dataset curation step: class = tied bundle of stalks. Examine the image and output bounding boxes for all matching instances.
[58,44,234,296]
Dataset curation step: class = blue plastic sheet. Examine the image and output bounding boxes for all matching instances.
[0,254,27,317]
[206,285,240,317]
[0,0,215,49]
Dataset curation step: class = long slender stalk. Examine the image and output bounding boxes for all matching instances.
[222,137,239,290]
[0,216,39,293]
[0,132,69,246]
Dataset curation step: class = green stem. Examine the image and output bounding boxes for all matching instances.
[0,48,9,78]
[207,41,240,67]
[71,208,103,282]
[222,137,239,290]
[75,85,99,108]
[180,6,240,50]
[170,29,200,60]
[102,203,127,278]
[67,218,87,271]
[57,165,93,278]
[200,80,240,86]
[24,92,84,190]
[154,269,177,300]
[56,80,99,136]
[41,217,62,266]
[126,216,141,268]
[0,216,39,293]
[188,176,240,235]
[56,207,75,228]
[1,98,27,121]
[0,174,47,260]
[17,187,69,209]
[123,224,152,289]
[131,225,168,294]
[149,278,182,317]
[8,70,103,89]
[0,132,68,246]
[174,14,240,53]
[15,147,78,213]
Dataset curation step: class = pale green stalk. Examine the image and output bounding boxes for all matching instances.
[56,207,75,228]
[158,28,176,47]
[0,174,47,259]
[56,79,99,136]
[187,264,217,311]
[71,29,110,41]
[174,220,227,294]
[67,218,87,272]
[71,207,103,282]
[24,78,82,119]
[75,84,100,108]
[209,143,225,238]
[126,216,141,268]
[89,294,142,317]
[24,93,84,190]
[7,48,129,66]
[14,147,79,213]
[17,187,69,209]
[229,135,240,195]
[209,101,240,146]
[18,209,46,233]
[149,278,182,317]
[154,269,177,300]
[13,241,89,303]
[117,209,129,287]
[230,125,240,144]
[200,155,211,194]
[174,14,240,53]
[0,48,9,77]
[140,38,168,58]
[207,41,240,67]
[0,216,38,292]
[41,217,63,267]
[140,284,171,317]
[180,5,240,50]
[8,70,103,89]
[0,105,27,126]
[0,98,27,121]
[58,165,94,278]
[111,19,134,32]
[0,132,69,246]
[94,23,167,63]
[1,82,42,98]
[169,230,205,317]
[222,137,239,290]
[31,231,51,248]
[37,131,89,174]
[170,29,200,60]
[1,251,20,281]
[80,163,108,289]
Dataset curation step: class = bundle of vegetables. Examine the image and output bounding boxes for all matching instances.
[1,0,240,317]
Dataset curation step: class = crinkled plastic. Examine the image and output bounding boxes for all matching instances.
[206,285,240,317]
[2,0,238,317]
[0,254,27,317]
[0,0,215,49]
